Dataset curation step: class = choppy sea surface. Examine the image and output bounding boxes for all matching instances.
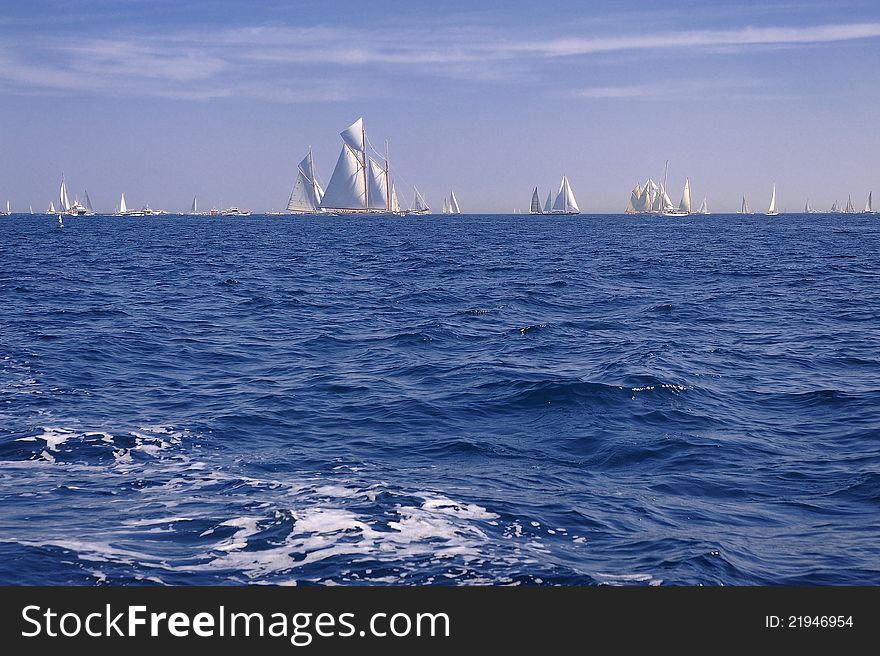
[0,212,878,585]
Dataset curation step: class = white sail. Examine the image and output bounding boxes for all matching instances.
[60,176,71,211]
[48,201,56,213]
[191,197,198,213]
[831,201,839,212]
[5,200,9,214]
[449,191,461,214]
[543,191,552,213]
[84,191,94,212]
[530,187,542,214]
[697,197,708,214]
[660,185,674,212]
[741,196,751,214]
[320,145,366,210]
[442,197,450,214]
[411,187,429,212]
[390,183,401,212]
[844,194,855,213]
[367,157,389,210]
[678,178,692,213]
[552,176,579,213]
[119,193,128,213]
[626,184,641,214]
[766,184,778,214]
[805,199,812,213]
[340,118,365,155]
[866,192,874,213]
[30,205,34,214]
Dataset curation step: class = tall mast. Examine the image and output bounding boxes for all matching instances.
[309,147,319,205]
[385,140,391,211]
[663,160,669,205]
[362,122,368,211]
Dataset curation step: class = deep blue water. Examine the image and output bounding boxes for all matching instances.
[1,213,878,585]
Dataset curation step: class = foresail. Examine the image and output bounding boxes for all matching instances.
[450,191,461,214]
[543,191,552,213]
[679,179,691,213]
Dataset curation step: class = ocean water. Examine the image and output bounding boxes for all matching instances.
[1,212,878,586]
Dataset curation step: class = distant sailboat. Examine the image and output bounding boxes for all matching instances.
[287,148,325,214]
[60,175,71,214]
[804,199,813,214]
[191,196,199,215]
[5,200,9,215]
[664,178,691,216]
[843,194,856,214]
[448,191,461,214]
[408,187,430,214]
[529,187,542,214]
[46,201,56,214]
[831,201,839,213]
[29,205,34,215]
[551,176,579,214]
[739,196,752,214]
[766,184,778,216]
[865,192,875,214]
[697,196,709,215]
[442,197,450,214]
[115,192,143,216]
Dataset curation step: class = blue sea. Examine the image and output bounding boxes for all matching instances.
[1,213,878,585]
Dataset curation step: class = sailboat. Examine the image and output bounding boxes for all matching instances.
[765,184,778,216]
[442,197,450,214]
[448,191,461,214]
[664,178,691,216]
[320,118,398,214]
[529,187,542,214]
[550,176,580,214]
[115,192,143,217]
[29,205,34,215]
[843,194,856,214]
[739,196,752,214]
[696,196,709,215]
[407,187,430,214]
[830,201,839,213]
[805,199,814,214]
[190,197,201,215]
[4,200,9,215]
[46,201,57,215]
[59,175,92,215]
[865,192,875,214]
[287,148,325,214]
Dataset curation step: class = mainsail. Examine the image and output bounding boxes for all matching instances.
[191,197,198,214]
[543,191,552,213]
[767,184,778,215]
[84,191,94,212]
[449,191,461,214]
[866,192,874,213]
[844,194,856,213]
[287,150,325,212]
[60,175,71,212]
[530,187,542,214]
[321,118,368,211]
[805,199,812,213]
[321,142,366,210]
[678,178,692,214]
[552,176,579,214]
[48,201,56,213]
[118,193,128,214]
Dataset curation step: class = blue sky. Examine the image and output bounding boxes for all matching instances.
[1,0,879,213]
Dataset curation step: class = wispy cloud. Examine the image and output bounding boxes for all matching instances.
[0,19,878,102]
